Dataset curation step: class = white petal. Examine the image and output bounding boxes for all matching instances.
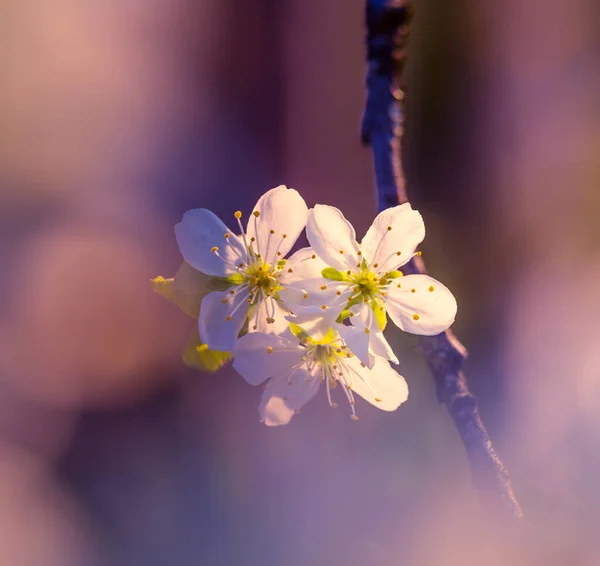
[360,204,425,273]
[198,289,248,351]
[369,328,399,365]
[246,186,309,264]
[306,205,360,271]
[344,355,408,411]
[335,323,373,369]
[278,247,328,285]
[351,302,398,364]
[384,274,457,335]
[259,366,320,426]
[232,332,305,386]
[251,297,290,335]
[175,209,245,276]
[285,307,340,340]
[279,277,351,314]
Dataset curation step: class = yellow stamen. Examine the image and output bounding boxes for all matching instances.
[234,211,242,219]
[413,314,420,320]
[266,346,273,354]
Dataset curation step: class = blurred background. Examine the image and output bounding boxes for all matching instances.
[1,1,599,564]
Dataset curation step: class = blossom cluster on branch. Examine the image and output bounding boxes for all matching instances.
[154,185,457,425]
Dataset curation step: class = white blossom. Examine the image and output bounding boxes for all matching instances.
[281,203,457,365]
[232,326,408,426]
[175,185,314,351]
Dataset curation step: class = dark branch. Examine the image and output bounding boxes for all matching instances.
[361,0,522,518]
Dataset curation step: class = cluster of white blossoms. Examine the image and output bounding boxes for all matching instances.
[174,185,457,426]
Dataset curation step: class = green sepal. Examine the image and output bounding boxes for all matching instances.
[182,328,232,372]
[226,272,245,286]
[336,309,350,323]
[322,267,347,281]
[372,299,387,331]
[277,259,287,267]
[361,258,368,270]
[387,270,404,279]
[152,262,231,319]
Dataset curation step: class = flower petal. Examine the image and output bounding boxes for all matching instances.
[384,274,457,335]
[250,297,290,335]
[306,205,360,271]
[198,289,248,351]
[175,209,245,277]
[334,323,373,369]
[246,186,309,264]
[360,203,425,273]
[344,355,408,411]
[259,366,320,426]
[278,247,328,285]
[369,328,399,365]
[285,307,340,340]
[279,277,351,314]
[232,332,305,386]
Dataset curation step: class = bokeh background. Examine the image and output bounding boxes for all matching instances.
[1,1,599,564]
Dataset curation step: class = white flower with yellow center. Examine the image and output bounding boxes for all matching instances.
[281,203,457,362]
[175,185,315,351]
[232,325,408,426]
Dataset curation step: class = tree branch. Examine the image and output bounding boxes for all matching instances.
[361,0,522,518]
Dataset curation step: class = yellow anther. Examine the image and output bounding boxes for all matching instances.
[229,290,235,294]
[364,328,370,334]
[303,293,308,299]
[347,270,351,275]
[416,251,422,256]
[346,385,352,391]
[336,291,341,296]
[225,315,232,321]
[269,229,275,234]
[282,234,287,239]
[373,263,379,268]
[234,211,242,219]
[381,292,386,296]
[247,298,253,303]
[375,398,382,403]
[277,252,282,256]
[250,236,256,242]
[320,285,327,290]
[357,250,362,256]
[413,313,420,320]
[331,402,338,408]
[387,226,392,231]
[253,211,260,217]
[396,251,402,256]
[221,298,228,304]
[360,362,366,368]
[321,305,327,310]
[224,233,230,239]
[311,254,316,259]
[238,262,244,268]
[349,312,354,317]
[351,415,359,421]
[339,250,344,254]
[211,246,218,252]
[411,288,416,293]
[252,324,257,330]
[350,400,355,406]
[288,268,293,273]
[266,346,273,354]
[428,285,435,292]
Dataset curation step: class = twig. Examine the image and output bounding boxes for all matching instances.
[361,0,522,518]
